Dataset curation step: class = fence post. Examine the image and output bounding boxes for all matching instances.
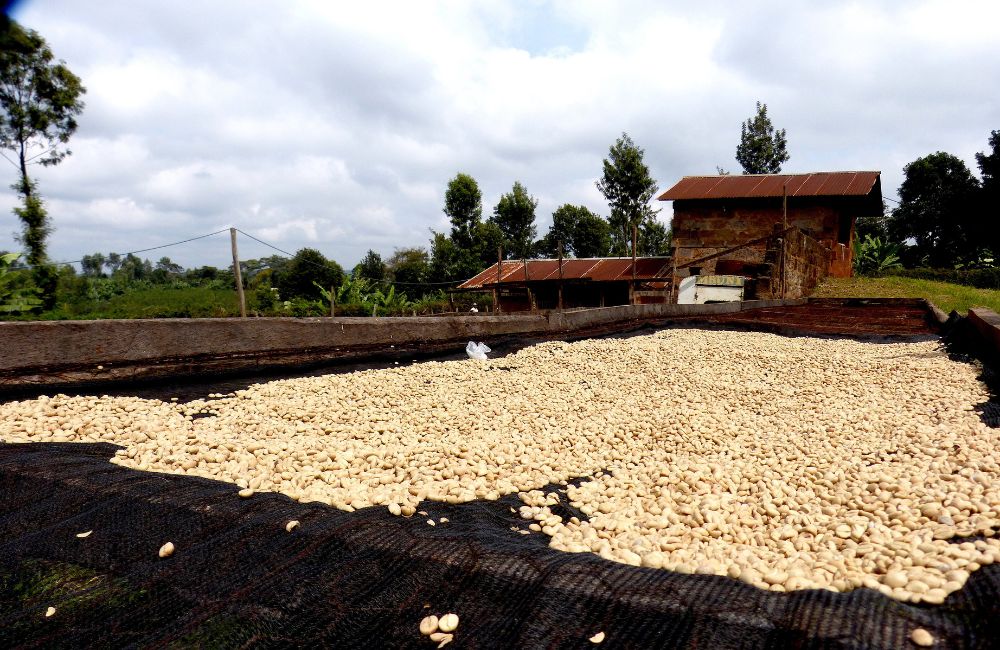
[230,228,246,318]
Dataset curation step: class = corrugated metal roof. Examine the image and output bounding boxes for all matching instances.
[457,257,672,290]
[657,171,880,201]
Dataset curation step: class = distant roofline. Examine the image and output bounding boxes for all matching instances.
[677,170,880,178]
[658,170,882,202]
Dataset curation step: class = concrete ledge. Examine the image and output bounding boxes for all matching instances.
[0,298,832,390]
[968,309,1000,357]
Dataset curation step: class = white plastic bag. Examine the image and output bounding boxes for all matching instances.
[465,341,492,360]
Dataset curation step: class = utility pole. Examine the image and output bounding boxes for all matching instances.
[230,227,246,318]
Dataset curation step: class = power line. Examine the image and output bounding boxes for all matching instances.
[234,228,458,287]
[13,228,230,269]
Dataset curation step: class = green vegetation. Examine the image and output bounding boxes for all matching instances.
[853,235,902,276]
[1,18,86,308]
[813,276,1000,315]
[735,101,789,175]
[0,558,148,640]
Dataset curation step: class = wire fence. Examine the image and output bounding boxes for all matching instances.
[8,226,460,289]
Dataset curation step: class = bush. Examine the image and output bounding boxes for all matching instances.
[853,235,902,276]
[885,267,1000,290]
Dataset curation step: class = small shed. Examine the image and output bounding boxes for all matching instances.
[457,257,672,312]
[659,171,882,278]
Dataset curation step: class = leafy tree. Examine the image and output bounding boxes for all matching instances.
[443,173,483,249]
[356,249,386,283]
[855,201,892,241]
[155,256,183,275]
[639,219,671,256]
[105,252,122,273]
[889,152,981,268]
[386,247,429,286]
[572,210,613,258]
[975,130,1000,254]
[536,204,613,258]
[596,132,660,255]
[473,220,505,267]
[0,18,85,308]
[536,204,583,257]
[114,253,152,282]
[490,181,538,259]
[735,101,789,175]
[275,248,344,299]
[80,252,106,277]
[0,251,42,313]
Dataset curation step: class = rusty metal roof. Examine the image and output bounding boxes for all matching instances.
[657,171,880,201]
[457,257,672,290]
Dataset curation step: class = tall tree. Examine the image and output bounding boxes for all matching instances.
[735,101,789,175]
[0,18,85,308]
[889,152,981,267]
[975,130,1000,255]
[356,249,386,283]
[443,173,483,250]
[596,132,660,255]
[490,181,538,259]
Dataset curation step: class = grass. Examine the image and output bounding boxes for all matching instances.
[813,276,1000,315]
[46,286,240,320]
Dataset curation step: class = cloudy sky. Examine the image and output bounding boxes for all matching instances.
[3,0,998,270]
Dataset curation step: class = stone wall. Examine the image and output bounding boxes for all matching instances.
[0,300,805,390]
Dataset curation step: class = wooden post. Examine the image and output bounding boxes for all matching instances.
[629,226,637,304]
[330,285,335,317]
[230,227,246,318]
[557,239,564,311]
[495,246,502,314]
[523,254,531,312]
[670,255,678,304]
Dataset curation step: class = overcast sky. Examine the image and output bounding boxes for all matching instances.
[3,0,998,270]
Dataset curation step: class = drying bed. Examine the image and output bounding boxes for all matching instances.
[1,328,998,648]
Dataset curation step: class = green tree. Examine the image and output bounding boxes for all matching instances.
[386,247,429,287]
[80,252,106,277]
[536,204,613,258]
[490,181,538,259]
[275,248,345,299]
[356,249,386,283]
[889,152,981,268]
[427,231,464,284]
[975,130,1000,255]
[0,18,86,308]
[639,219,671,256]
[735,101,789,175]
[572,210,613,257]
[443,173,483,249]
[596,132,660,255]
[536,204,583,257]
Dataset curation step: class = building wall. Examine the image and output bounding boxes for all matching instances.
[671,197,858,278]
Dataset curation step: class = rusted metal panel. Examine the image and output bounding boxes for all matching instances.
[657,172,880,201]
[457,257,673,289]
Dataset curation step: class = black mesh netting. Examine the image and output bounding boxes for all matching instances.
[3,316,1000,649]
[1,442,999,649]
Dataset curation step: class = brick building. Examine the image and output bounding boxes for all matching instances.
[658,171,882,279]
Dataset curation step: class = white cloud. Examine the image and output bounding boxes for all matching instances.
[2,0,997,270]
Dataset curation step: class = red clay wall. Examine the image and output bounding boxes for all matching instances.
[671,197,856,277]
